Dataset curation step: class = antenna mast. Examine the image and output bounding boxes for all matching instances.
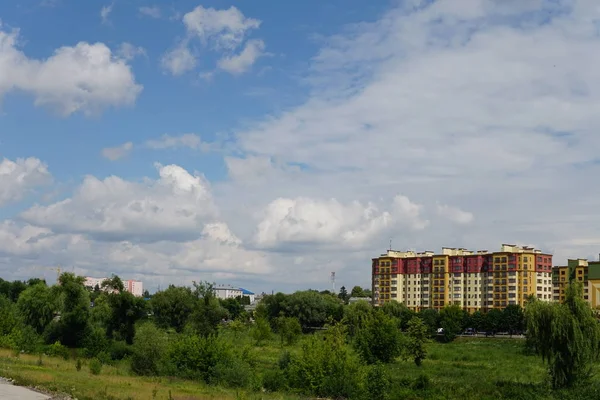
[330,272,336,293]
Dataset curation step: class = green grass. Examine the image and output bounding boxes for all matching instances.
[1,336,598,400]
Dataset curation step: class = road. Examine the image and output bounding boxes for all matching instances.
[0,379,50,400]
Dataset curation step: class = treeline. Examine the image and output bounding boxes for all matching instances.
[0,275,599,398]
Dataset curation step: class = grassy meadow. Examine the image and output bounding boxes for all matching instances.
[2,335,597,400]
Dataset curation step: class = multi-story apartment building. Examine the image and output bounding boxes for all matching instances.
[84,276,144,297]
[553,259,600,308]
[371,244,553,312]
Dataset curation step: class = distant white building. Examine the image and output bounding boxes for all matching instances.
[240,288,256,304]
[213,285,243,300]
[125,280,144,297]
[83,276,144,297]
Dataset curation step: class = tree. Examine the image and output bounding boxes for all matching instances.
[189,281,227,336]
[418,308,439,337]
[470,310,485,332]
[275,316,302,346]
[381,301,415,330]
[16,283,56,335]
[251,317,272,345]
[483,308,503,334]
[220,297,245,320]
[405,316,429,366]
[284,290,343,329]
[354,310,404,364]
[338,286,350,304]
[151,285,196,333]
[342,300,372,337]
[502,304,524,336]
[526,283,600,388]
[350,286,366,298]
[439,304,463,342]
[49,273,91,347]
[103,289,146,344]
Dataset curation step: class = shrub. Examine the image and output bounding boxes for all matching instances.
[250,317,272,346]
[405,316,429,366]
[275,316,302,346]
[131,324,167,376]
[278,350,292,370]
[89,358,102,375]
[76,359,82,371]
[366,363,391,400]
[287,324,365,399]
[109,340,132,361]
[354,310,404,364]
[167,334,232,382]
[46,341,70,360]
[412,374,430,391]
[262,369,287,392]
[82,326,109,358]
[210,357,253,388]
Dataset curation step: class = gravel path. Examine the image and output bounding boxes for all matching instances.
[0,378,50,400]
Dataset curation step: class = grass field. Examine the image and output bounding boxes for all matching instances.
[0,337,598,400]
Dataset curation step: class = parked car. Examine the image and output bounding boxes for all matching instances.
[464,328,475,335]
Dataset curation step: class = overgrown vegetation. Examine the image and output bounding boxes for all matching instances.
[0,274,599,400]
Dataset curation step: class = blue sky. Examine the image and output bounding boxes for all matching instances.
[2,0,600,294]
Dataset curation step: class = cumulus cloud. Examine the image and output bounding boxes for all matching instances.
[101,142,133,161]
[0,158,52,206]
[117,42,146,61]
[0,29,142,116]
[162,5,264,76]
[20,164,218,243]
[436,204,474,225]
[254,195,427,249]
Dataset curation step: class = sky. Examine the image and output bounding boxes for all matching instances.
[1,0,600,294]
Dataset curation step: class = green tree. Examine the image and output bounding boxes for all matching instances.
[150,285,196,333]
[16,283,56,335]
[502,304,524,336]
[350,286,366,298]
[470,310,485,332]
[342,300,372,337]
[338,286,350,304]
[251,317,272,345]
[405,316,429,366]
[189,281,227,336]
[131,323,168,376]
[417,308,439,337]
[284,290,343,329]
[439,304,463,342]
[102,288,146,344]
[0,295,19,337]
[483,308,503,334]
[48,273,90,347]
[275,316,302,346]
[526,283,600,388]
[354,310,404,364]
[381,301,415,330]
[220,297,244,320]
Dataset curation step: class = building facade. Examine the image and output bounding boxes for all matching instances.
[372,244,553,312]
[553,259,600,308]
[213,285,244,300]
[83,276,144,297]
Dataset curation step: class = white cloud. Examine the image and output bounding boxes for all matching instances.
[254,195,427,249]
[101,142,133,161]
[217,39,265,75]
[436,204,474,225]
[145,134,209,151]
[117,42,146,61]
[100,3,113,24]
[163,5,264,76]
[0,158,52,206]
[20,163,217,243]
[161,46,196,76]
[0,29,142,116]
[183,5,260,50]
[139,6,161,19]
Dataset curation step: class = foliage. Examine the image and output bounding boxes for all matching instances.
[338,286,350,304]
[226,319,246,338]
[406,316,429,366]
[503,304,525,335]
[51,273,91,347]
[275,316,302,346]
[439,304,463,342]
[417,308,439,337]
[251,317,272,345]
[366,363,391,400]
[150,285,196,333]
[130,323,168,376]
[526,283,600,388]
[166,334,232,382]
[17,283,56,335]
[102,289,146,344]
[81,326,109,358]
[350,286,368,298]
[342,300,372,337]
[46,341,70,360]
[89,358,102,375]
[381,301,415,330]
[287,324,365,399]
[220,297,245,320]
[354,310,404,364]
[0,295,19,336]
[284,290,344,330]
[189,281,228,337]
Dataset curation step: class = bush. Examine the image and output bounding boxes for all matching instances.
[166,334,232,382]
[109,340,132,361]
[412,374,430,391]
[81,326,109,358]
[366,363,391,400]
[89,358,102,375]
[250,317,272,346]
[76,359,82,371]
[46,341,70,360]
[131,324,167,376]
[262,369,287,392]
[210,357,254,388]
[287,324,365,399]
[278,350,292,370]
[354,310,404,364]
[276,316,302,346]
